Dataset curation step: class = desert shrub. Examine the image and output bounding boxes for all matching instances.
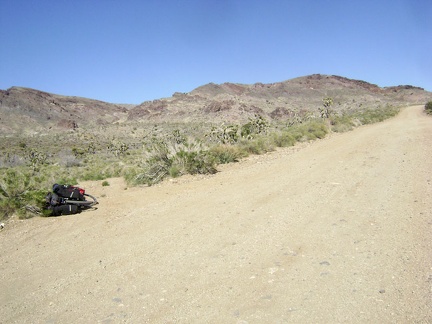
[206,115,270,145]
[305,121,328,139]
[425,101,432,114]
[329,115,355,133]
[355,105,399,124]
[209,145,246,164]
[287,120,328,141]
[72,156,125,181]
[102,181,110,186]
[172,149,216,175]
[107,141,129,157]
[132,139,172,185]
[25,148,48,171]
[0,153,26,168]
[0,169,47,220]
[80,172,106,181]
[57,150,82,167]
[206,124,240,144]
[127,138,217,186]
[319,97,334,118]
[240,114,270,139]
[271,131,297,147]
[239,136,275,155]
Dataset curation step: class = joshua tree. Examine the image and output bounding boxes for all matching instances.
[319,97,333,118]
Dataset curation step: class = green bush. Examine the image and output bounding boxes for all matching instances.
[272,131,297,147]
[206,115,270,144]
[425,101,432,114]
[330,115,354,133]
[206,124,240,144]
[239,136,275,155]
[0,169,48,220]
[240,114,270,139]
[172,150,216,175]
[355,106,399,125]
[209,145,246,164]
[127,139,217,186]
[288,120,328,141]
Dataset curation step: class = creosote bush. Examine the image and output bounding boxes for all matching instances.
[425,101,432,115]
[354,105,399,124]
[209,145,245,164]
[0,169,47,220]
[329,115,355,133]
[125,138,217,186]
[288,120,328,141]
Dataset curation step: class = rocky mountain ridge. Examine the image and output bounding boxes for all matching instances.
[129,74,431,122]
[1,74,431,134]
[0,87,128,134]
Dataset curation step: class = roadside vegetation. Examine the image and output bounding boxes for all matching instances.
[425,101,432,115]
[0,100,402,221]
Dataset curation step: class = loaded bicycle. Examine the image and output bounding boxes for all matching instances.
[46,184,98,216]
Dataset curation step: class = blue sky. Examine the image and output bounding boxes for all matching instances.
[0,0,431,104]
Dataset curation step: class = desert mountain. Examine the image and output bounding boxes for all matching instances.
[0,87,128,135]
[129,74,432,123]
[1,74,431,134]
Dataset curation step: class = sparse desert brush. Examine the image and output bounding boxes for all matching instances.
[240,114,270,139]
[287,120,328,142]
[57,150,82,167]
[304,120,328,139]
[209,144,245,164]
[239,136,275,155]
[271,131,296,147]
[0,168,48,220]
[205,115,270,145]
[123,166,141,186]
[0,152,26,168]
[329,115,355,133]
[81,172,106,181]
[107,141,129,157]
[71,155,126,181]
[206,124,240,144]
[128,138,217,186]
[168,140,217,175]
[425,101,432,114]
[0,97,406,218]
[355,105,399,124]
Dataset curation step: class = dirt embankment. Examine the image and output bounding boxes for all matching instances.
[1,105,431,323]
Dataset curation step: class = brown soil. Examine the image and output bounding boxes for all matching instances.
[1,105,431,323]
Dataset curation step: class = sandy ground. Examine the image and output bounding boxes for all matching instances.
[1,105,431,323]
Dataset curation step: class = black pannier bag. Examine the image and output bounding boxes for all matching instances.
[53,184,85,201]
[45,191,80,216]
[51,204,80,216]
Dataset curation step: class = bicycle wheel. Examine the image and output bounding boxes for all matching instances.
[64,193,98,207]
[84,193,98,205]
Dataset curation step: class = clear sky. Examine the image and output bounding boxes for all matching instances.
[0,0,431,104]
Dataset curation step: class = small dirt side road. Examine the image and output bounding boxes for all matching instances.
[1,105,431,323]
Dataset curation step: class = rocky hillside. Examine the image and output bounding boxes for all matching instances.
[128,74,432,123]
[0,87,128,135]
[1,74,431,134]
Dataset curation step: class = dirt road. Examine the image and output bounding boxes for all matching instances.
[1,105,431,323]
